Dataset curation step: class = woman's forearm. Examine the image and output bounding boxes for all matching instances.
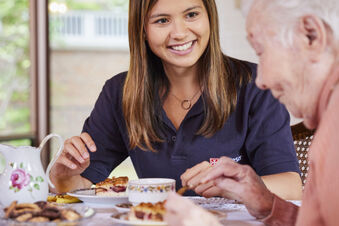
[261,172,302,200]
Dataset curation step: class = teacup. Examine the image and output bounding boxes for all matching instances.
[128,178,175,205]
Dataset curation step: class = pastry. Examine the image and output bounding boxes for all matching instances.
[60,209,81,221]
[128,201,165,222]
[15,213,33,222]
[40,206,61,220]
[95,176,128,197]
[47,194,81,203]
[29,216,50,222]
[116,203,133,208]
[4,200,17,219]
[2,200,82,223]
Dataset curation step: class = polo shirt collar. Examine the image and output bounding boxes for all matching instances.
[160,95,205,131]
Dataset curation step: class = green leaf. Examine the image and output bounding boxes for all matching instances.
[35,176,44,182]
[20,162,24,168]
[33,184,40,190]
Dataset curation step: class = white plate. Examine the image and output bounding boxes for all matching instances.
[114,203,132,213]
[67,188,128,208]
[111,213,167,226]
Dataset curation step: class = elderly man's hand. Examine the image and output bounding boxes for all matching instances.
[201,157,274,219]
[165,192,222,226]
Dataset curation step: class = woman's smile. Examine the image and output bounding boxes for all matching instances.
[168,40,196,55]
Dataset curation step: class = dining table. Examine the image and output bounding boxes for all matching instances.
[68,197,301,226]
[0,197,301,225]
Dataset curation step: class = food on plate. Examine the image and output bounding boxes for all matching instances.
[47,194,81,203]
[128,201,165,222]
[3,200,82,223]
[95,176,129,197]
[116,203,133,209]
[60,209,82,221]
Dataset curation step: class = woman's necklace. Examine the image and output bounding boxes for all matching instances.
[171,89,201,110]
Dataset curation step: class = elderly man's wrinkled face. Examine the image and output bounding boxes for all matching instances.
[246,5,310,120]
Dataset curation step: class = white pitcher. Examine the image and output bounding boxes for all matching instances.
[0,134,63,206]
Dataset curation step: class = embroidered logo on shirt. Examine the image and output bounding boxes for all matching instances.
[210,155,242,166]
[209,158,219,166]
[232,155,242,162]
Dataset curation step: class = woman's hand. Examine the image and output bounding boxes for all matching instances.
[180,161,223,197]
[201,156,274,219]
[165,192,222,226]
[50,132,96,191]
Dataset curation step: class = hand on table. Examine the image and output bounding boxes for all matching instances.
[180,161,223,197]
[201,157,274,219]
[165,192,222,226]
[50,132,97,179]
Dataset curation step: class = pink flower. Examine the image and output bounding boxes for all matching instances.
[10,169,30,190]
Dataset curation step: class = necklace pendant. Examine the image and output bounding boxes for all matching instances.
[181,100,192,110]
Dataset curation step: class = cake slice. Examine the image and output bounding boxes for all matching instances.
[128,201,165,222]
[95,176,128,197]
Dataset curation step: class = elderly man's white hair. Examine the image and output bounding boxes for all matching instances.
[241,0,339,46]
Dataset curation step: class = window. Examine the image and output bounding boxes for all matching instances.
[0,0,33,146]
[0,1,50,168]
[48,0,137,179]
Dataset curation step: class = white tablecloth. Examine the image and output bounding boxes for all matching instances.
[80,197,265,226]
[1,197,301,225]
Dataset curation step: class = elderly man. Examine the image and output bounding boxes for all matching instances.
[165,0,339,225]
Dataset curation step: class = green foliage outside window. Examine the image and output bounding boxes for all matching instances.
[0,0,129,139]
[0,0,30,136]
[61,0,129,11]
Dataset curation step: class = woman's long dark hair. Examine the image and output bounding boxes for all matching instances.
[123,0,251,151]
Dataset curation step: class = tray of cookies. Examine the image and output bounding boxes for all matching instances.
[0,200,95,225]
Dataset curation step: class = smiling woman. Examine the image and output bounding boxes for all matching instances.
[50,0,301,202]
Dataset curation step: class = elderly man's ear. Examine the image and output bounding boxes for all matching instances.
[299,15,329,61]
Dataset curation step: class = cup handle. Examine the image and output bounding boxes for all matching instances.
[39,133,64,188]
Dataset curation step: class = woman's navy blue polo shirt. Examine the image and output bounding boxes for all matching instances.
[81,62,300,193]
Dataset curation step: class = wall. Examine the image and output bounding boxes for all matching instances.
[216,0,302,125]
[50,49,137,179]
[216,0,257,62]
[51,50,130,139]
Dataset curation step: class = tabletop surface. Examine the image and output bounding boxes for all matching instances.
[1,197,301,225]
[77,197,264,226]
